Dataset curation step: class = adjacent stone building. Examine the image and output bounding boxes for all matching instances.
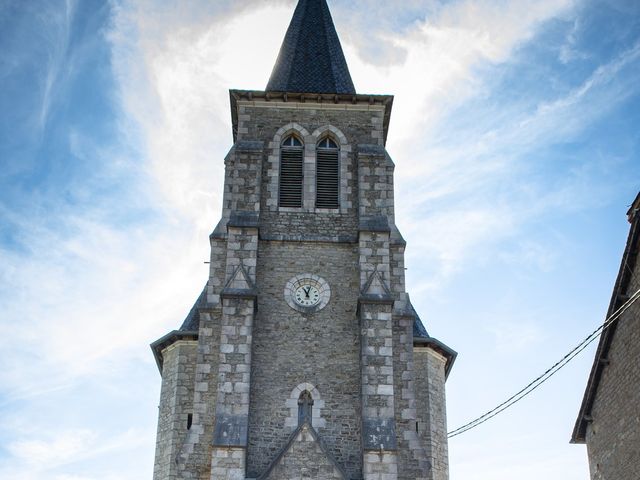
[150,1,456,479]
[571,191,640,479]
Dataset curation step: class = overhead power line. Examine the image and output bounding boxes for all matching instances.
[447,287,640,439]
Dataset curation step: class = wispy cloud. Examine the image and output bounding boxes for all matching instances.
[392,23,640,291]
[36,0,77,131]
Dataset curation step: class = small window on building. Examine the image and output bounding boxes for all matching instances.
[316,137,339,209]
[298,390,314,425]
[279,135,304,208]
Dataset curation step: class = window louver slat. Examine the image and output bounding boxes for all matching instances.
[279,147,303,208]
[316,149,339,209]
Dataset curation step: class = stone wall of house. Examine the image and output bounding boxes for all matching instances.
[586,250,640,480]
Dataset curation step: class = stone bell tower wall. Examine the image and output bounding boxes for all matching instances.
[233,99,388,241]
[236,100,392,480]
[247,240,362,479]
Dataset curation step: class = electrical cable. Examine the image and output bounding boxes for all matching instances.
[447,287,640,438]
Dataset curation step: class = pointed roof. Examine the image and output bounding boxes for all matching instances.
[266,0,355,94]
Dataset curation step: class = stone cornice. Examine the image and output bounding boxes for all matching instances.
[229,89,394,146]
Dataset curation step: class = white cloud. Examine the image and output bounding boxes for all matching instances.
[0,427,150,480]
[0,188,207,399]
[7,429,98,467]
[2,2,636,479]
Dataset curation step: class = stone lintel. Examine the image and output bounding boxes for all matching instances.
[362,417,397,450]
[359,216,390,233]
[359,294,394,306]
[212,413,248,447]
[357,144,386,156]
[220,288,258,301]
[235,140,264,151]
[228,211,260,229]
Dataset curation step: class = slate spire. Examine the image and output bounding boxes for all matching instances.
[266,0,356,94]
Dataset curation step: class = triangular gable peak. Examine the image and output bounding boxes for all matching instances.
[258,421,348,480]
[223,263,256,293]
[266,0,355,94]
[361,269,393,300]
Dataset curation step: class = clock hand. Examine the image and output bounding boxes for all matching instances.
[304,286,311,298]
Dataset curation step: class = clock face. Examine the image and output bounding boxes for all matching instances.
[285,274,331,313]
[294,285,321,307]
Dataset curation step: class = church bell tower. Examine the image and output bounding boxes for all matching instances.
[151,1,456,479]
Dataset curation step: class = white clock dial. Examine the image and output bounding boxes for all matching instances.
[294,285,321,307]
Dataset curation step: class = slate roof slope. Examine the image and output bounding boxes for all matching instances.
[266,0,356,94]
[179,285,207,331]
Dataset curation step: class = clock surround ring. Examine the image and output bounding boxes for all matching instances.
[284,274,331,313]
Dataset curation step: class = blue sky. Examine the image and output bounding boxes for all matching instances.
[0,0,638,479]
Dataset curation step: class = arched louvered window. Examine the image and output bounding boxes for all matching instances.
[316,137,339,209]
[279,135,304,208]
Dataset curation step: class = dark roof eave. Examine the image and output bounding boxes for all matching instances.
[150,330,199,374]
[229,89,394,146]
[414,336,458,380]
[627,191,640,218]
[571,191,640,443]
